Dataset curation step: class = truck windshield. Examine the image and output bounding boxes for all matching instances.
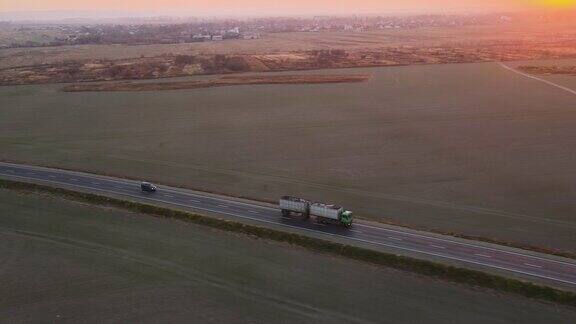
[341,211,353,224]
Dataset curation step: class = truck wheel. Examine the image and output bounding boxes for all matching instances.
[281,210,289,217]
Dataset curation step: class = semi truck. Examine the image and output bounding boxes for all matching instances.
[279,196,354,227]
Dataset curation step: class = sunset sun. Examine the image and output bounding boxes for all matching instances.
[537,0,576,7]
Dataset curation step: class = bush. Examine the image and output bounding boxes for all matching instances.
[174,55,196,66]
[224,56,250,72]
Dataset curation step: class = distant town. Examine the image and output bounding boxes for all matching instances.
[1,11,570,48]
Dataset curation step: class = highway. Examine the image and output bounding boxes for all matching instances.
[1,161,576,289]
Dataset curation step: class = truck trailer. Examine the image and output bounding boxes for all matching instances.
[279,196,354,227]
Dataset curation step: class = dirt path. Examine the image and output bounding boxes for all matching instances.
[498,62,576,97]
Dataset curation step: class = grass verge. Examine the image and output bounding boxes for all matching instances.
[1,177,575,307]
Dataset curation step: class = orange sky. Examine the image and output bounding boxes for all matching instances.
[1,0,574,15]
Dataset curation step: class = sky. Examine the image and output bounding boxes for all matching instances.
[1,0,575,17]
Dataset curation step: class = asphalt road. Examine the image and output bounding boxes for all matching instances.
[2,162,576,289]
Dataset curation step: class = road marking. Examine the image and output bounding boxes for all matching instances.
[475,254,492,258]
[4,170,576,285]
[430,245,446,249]
[350,230,363,234]
[162,194,173,198]
[189,199,200,203]
[525,263,543,268]
[48,175,57,178]
[388,237,403,241]
[217,204,229,208]
[70,178,79,182]
[91,181,99,185]
[356,223,576,269]
[157,187,278,211]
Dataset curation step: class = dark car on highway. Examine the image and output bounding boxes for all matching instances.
[140,182,157,193]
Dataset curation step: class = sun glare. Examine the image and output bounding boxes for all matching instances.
[537,0,576,8]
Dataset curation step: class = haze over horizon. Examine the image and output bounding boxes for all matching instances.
[1,0,575,20]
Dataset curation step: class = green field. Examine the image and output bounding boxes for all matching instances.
[1,188,575,322]
[1,60,576,252]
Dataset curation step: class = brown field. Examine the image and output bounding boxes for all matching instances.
[2,21,576,86]
[62,74,371,92]
[2,21,576,68]
[1,21,576,76]
[2,44,576,86]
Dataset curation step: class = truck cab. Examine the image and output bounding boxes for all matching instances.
[339,210,354,227]
[140,182,157,193]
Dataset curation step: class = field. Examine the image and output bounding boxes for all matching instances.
[2,21,576,87]
[2,21,576,70]
[1,60,576,253]
[2,188,575,322]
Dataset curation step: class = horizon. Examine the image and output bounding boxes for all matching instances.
[1,1,575,21]
[0,8,572,23]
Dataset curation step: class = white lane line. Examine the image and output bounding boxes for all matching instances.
[475,254,492,258]
[48,175,57,178]
[157,187,278,211]
[217,204,229,208]
[525,263,543,269]
[162,194,174,198]
[0,162,238,203]
[189,199,201,203]
[90,181,100,185]
[3,172,576,286]
[6,166,576,273]
[430,245,446,249]
[350,230,363,234]
[499,62,576,97]
[356,223,576,268]
[388,237,403,241]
